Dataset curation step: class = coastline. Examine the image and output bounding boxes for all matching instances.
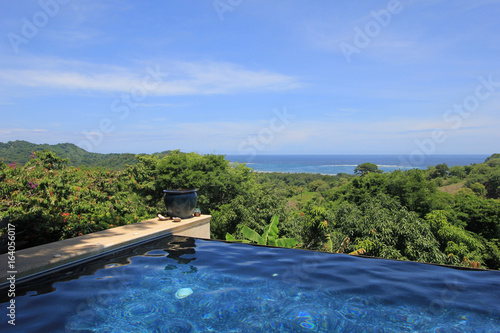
[225,154,489,176]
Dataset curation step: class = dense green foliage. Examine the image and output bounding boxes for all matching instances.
[0,140,172,169]
[1,146,499,270]
[0,150,155,250]
[276,156,500,269]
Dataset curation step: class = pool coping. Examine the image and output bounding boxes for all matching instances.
[0,215,211,282]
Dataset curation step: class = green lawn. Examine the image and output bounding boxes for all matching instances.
[290,191,321,204]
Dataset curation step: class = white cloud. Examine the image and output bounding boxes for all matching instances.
[0,128,52,145]
[0,128,47,134]
[44,28,106,45]
[136,103,185,108]
[16,112,497,154]
[0,57,301,96]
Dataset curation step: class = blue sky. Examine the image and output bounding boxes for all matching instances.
[1,0,499,158]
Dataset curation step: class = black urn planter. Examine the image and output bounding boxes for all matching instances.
[163,189,198,219]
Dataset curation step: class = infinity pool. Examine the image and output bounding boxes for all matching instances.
[1,235,500,332]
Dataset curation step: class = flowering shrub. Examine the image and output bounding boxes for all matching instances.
[0,150,155,250]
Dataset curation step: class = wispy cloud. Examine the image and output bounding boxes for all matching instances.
[0,128,48,134]
[0,57,301,96]
[44,29,106,45]
[136,103,186,108]
[15,112,496,154]
[0,128,50,144]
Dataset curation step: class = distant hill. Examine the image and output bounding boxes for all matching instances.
[0,140,172,169]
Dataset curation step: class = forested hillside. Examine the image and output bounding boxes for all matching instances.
[0,140,172,169]
[1,148,499,270]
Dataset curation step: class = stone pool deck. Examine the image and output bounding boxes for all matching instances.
[0,215,210,281]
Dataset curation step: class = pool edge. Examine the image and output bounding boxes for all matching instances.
[0,215,211,281]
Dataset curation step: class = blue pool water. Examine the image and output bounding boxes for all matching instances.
[1,236,500,332]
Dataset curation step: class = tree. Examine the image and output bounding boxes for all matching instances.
[210,187,288,240]
[469,182,487,197]
[484,169,500,199]
[426,210,485,267]
[354,163,382,176]
[137,151,256,213]
[384,169,438,217]
[308,179,329,192]
[485,153,500,162]
[434,163,449,178]
[324,194,446,264]
[449,165,466,179]
[455,193,500,240]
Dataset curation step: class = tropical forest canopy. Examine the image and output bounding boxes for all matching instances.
[1,143,500,270]
[0,140,172,169]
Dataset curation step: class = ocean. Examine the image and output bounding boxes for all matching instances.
[224,154,490,175]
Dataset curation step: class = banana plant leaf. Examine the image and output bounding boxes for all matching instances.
[262,215,279,244]
[276,237,298,248]
[225,232,250,243]
[241,226,264,244]
[227,216,298,248]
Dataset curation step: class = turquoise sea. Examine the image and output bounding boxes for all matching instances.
[225,154,490,175]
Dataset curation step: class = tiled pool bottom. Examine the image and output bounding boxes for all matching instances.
[1,236,500,332]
